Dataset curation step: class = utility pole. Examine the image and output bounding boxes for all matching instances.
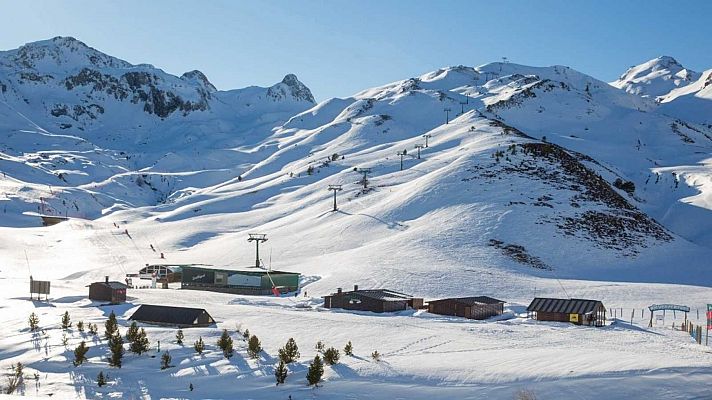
[444,108,452,124]
[422,134,432,148]
[414,144,424,159]
[397,150,407,171]
[327,184,342,211]
[356,168,372,190]
[247,233,268,268]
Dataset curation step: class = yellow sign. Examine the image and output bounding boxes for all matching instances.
[569,313,579,323]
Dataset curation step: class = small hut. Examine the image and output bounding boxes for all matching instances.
[323,285,423,313]
[527,297,606,326]
[428,296,505,320]
[88,277,128,304]
[129,304,215,328]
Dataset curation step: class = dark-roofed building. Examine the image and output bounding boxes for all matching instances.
[428,296,505,320]
[89,276,128,304]
[527,297,606,326]
[129,304,215,328]
[323,285,424,313]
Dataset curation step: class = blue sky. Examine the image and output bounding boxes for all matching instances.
[1,0,711,101]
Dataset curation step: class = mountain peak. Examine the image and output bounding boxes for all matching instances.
[181,70,217,92]
[7,36,132,71]
[267,74,315,103]
[611,55,700,98]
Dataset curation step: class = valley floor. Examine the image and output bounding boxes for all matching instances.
[0,278,710,400]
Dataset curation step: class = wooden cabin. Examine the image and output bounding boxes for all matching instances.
[323,285,424,313]
[129,304,215,328]
[88,277,128,304]
[527,297,606,327]
[428,296,505,320]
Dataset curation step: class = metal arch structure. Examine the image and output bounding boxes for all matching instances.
[648,304,690,327]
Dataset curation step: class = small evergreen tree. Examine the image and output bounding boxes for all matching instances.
[344,341,353,356]
[306,355,324,387]
[61,311,72,330]
[176,329,184,345]
[73,341,89,366]
[194,336,205,354]
[371,350,381,362]
[125,321,139,343]
[323,347,340,365]
[77,320,85,332]
[216,329,234,359]
[160,351,172,370]
[247,335,262,359]
[242,329,250,339]
[130,328,150,355]
[108,333,124,368]
[28,312,39,331]
[315,340,324,353]
[275,360,288,385]
[104,311,118,340]
[97,371,106,387]
[61,333,68,347]
[278,338,300,363]
[88,323,98,336]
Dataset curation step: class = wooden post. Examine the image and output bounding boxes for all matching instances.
[649,310,653,328]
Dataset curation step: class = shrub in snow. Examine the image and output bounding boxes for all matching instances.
[242,329,250,339]
[97,371,106,387]
[323,347,340,365]
[28,312,39,331]
[275,360,288,385]
[88,323,98,336]
[371,350,381,362]
[61,311,72,330]
[194,336,205,354]
[247,335,262,359]
[315,340,324,353]
[77,321,84,332]
[344,341,353,356]
[306,354,324,387]
[278,338,300,363]
[73,341,89,366]
[176,329,184,345]
[160,351,172,370]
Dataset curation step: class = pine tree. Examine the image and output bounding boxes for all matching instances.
[216,329,233,359]
[278,338,300,363]
[160,351,172,370]
[108,333,124,368]
[77,321,85,332]
[130,328,150,355]
[104,311,118,340]
[306,354,324,387]
[242,329,250,339]
[125,321,139,343]
[73,341,89,366]
[344,341,353,356]
[97,371,106,387]
[323,347,340,365]
[247,335,262,359]
[315,340,324,353]
[61,311,72,330]
[175,329,184,345]
[275,360,288,385]
[28,312,39,331]
[88,323,98,336]
[371,350,381,362]
[61,333,68,347]
[194,336,205,354]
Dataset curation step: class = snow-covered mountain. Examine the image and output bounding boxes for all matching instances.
[612,56,712,125]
